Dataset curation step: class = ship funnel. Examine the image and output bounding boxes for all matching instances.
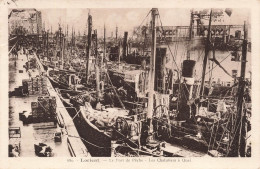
[122,32,128,59]
[177,60,196,121]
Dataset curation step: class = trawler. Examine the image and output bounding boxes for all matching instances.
[54,8,251,157]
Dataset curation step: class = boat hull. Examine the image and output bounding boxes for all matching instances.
[59,94,111,157]
[77,112,111,157]
[48,76,69,90]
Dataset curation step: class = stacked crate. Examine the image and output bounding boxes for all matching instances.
[28,79,33,95]
[31,96,57,123]
[37,96,48,120]
[33,76,40,95]
[31,102,38,120]
[49,96,57,119]
[38,77,42,95]
[23,74,48,96]
[22,79,30,94]
[13,87,23,96]
[41,73,48,94]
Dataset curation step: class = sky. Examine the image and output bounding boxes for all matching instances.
[40,8,250,38]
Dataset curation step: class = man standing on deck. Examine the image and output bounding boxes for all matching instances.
[13,48,18,59]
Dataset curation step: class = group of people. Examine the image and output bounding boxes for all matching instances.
[10,43,32,61]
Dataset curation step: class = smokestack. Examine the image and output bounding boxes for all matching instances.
[122,32,128,59]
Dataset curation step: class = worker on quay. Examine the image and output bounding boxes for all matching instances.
[13,48,18,59]
[28,69,32,78]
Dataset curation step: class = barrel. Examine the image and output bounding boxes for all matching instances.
[182,60,196,78]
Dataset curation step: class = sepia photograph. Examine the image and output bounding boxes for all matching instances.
[7,7,252,158]
[1,0,260,168]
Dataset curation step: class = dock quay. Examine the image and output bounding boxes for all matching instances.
[9,51,89,157]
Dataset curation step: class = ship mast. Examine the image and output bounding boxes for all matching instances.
[43,30,45,56]
[103,24,106,68]
[66,25,68,52]
[62,32,65,69]
[86,14,92,84]
[59,25,62,53]
[147,8,158,134]
[189,9,194,41]
[46,30,49,58]
[231,21,248,157]
[187,9,194,60]
[199,9,212,99]
[94,30,101,100]
[67,24,68,37]
[59,25,64,69]
[71,27,73,53]
[50,26,52,45]
[63,29,66,68]
[116,25,118,44]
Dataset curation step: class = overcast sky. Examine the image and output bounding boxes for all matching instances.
[40,8,250,37]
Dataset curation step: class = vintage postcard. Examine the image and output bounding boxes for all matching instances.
[0,0,260,168]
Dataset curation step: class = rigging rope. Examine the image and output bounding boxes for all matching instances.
[105,71,126,109]
[157,11,180,74]
[131,9,152,40]
[67,134,111,149]
[197,53,231,81]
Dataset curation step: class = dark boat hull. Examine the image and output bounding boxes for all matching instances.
[59,93,111,157]
[76,111,111,157]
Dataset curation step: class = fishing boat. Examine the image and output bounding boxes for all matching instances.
[143,8,252,157]
[55,8,251,157]
[58,8,197,157]
[53,11,154,157]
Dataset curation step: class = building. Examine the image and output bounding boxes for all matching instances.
[8,9,42,35]
[133,24,245,43]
